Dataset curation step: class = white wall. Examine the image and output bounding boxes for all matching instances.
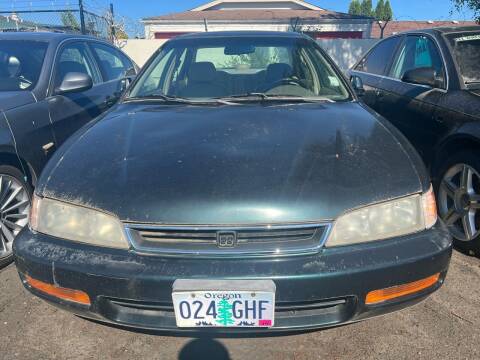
[117,39,167,67]
[317,38,379,71]
[119,38,379,71]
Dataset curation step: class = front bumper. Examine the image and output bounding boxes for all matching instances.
[13,222,452,333]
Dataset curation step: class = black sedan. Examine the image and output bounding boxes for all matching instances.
[349,26,480,254]
[0,32,136,266]
[14,31,451,333]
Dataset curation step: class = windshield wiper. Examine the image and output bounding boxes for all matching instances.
[217,93,334,103]
[124,94,238,106]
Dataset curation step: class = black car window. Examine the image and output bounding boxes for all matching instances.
[90,42,132,81]
[0,40,48,91]
[54,42,98,89]
[389,35,445,86]
[445,32,480,88]
[355,37,401,75]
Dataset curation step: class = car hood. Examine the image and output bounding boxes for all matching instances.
[0,91,36,111]
[38,102,425,224]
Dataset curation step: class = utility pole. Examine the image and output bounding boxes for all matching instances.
[79,0,86,34]
[110,3,116,42]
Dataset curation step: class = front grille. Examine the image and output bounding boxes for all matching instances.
[125,223,331,257]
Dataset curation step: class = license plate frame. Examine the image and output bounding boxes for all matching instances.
[172,279,276,328]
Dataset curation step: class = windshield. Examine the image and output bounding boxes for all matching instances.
[446,32,480,87]
[0,40,48,91]
[128,36,350,102]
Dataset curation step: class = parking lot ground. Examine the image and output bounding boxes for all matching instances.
[0,250,479,360]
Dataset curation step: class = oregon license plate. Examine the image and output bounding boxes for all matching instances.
[172,279,275,328]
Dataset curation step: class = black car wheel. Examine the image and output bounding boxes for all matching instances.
[436,151,480,255]
[0,165,31,267]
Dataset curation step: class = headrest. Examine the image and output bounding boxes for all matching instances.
[266,63,293,82]
[189,62,217,83]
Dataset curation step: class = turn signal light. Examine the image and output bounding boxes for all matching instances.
[25,275,91,305]
[365,273,440,305]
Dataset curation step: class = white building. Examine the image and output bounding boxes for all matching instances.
[143,0,373,40]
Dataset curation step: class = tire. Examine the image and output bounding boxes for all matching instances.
[0,165,32,268]
[434,150,480,255]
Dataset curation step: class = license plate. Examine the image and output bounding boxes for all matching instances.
[172,279,275,328]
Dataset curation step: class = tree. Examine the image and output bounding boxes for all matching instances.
[361,0,374,17]
[375,0,393,38]
[451,0,480,22]
[60,11,80,31]
[348,0,362,15]
[216,299,235,326]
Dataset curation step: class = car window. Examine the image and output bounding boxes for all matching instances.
[389,35,445,85]
[0,40,48,91]
[54,42,98,88]
[355,37,401,75]
[445,32,480,87]
[195,46,292,74]
[90,42,132,81]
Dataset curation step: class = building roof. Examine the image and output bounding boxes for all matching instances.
[371,20,479,38]
[144,9,371,22]
[192,0,323,11]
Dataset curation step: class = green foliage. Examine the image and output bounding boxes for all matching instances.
[375,0,393,21]
[451,0,480,22]
[384,0,393,21]
[348,0,362,15]
[216,299,235,326]
[220,48,281,69]
[60,11,79,30]
[361,0,374,17]
[350,0,390,18]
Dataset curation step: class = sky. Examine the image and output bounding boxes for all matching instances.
[110,0,476,23]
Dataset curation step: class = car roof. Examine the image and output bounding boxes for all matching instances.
[0,31,107,43]
[173,31,307,40]
[397,26,480,36]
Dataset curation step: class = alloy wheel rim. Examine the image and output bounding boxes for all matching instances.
[438,163,480,242]
[0,175,30,259]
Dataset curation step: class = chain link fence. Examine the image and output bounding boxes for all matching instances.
[0,1,116,42]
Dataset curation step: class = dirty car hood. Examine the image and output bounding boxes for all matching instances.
[38,102,425,224]
[0,91,35,111]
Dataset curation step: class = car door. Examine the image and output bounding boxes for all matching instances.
[88,41,136,108]
[376,35,447,162]
[350,36,402,111]
[1,40,56,176]
[47,40,107,147]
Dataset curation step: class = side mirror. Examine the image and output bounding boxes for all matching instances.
[350,75,365,97]
[120,67,137,92]
[56,72,93,95]
[401,67,441,88]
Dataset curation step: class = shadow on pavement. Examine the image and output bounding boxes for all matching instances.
[178,338,230,360]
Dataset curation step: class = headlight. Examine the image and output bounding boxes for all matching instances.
[29,195,129,249]
[326,186,437,247]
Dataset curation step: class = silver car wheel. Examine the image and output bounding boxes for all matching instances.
[438,163,480,242]
[0,174,30,259]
